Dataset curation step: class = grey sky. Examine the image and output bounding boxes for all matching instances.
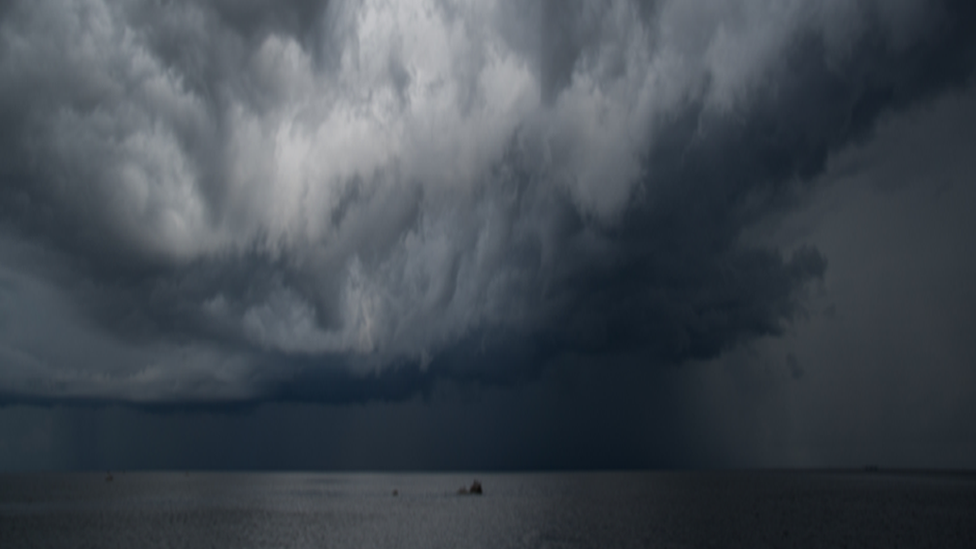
[0,0,974,469]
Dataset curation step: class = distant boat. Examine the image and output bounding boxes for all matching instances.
[105,472,114,482]
[458,480,482,495]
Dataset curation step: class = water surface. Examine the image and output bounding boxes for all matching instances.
[2,471,975,548]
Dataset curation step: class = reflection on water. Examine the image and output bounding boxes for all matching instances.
[1,471,975,548]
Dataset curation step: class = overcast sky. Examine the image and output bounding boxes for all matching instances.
[1,0,975,470]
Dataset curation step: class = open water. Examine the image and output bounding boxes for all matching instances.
[2,471,975,548]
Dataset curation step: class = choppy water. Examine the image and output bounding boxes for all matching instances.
[2,471,975,548]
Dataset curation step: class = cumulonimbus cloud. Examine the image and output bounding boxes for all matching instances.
[0,0,973,404]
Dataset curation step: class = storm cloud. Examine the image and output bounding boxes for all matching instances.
[1,0,975,407]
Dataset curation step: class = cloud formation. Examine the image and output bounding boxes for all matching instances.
[0,0,974,404]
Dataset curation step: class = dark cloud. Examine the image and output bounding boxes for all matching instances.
[786,353,803,380]
[0,0,974,415]
[689,81,976,469]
